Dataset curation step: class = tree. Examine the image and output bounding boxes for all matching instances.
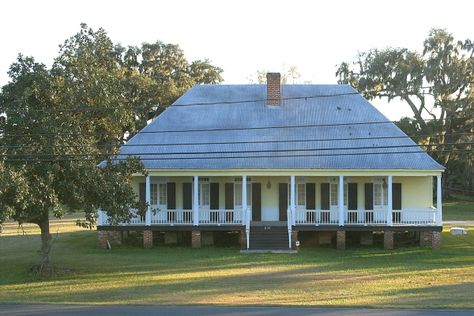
[248,65,302,84]
[0,55,145,272]
[336,29,474,195]
[119,41,223,132]
[0,24,223,271]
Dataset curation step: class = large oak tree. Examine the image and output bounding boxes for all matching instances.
[336,29,474,194]
[0,24,223,271]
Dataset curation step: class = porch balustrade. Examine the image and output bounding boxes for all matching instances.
[293,207,438,226]
[98,208,246,226]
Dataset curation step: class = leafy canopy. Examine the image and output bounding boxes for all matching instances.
[336,29,473,193]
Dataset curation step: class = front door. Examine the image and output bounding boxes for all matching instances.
[278,183,288,221]
[252,183,261,221]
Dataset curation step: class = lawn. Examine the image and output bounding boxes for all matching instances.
[443,200,474,221]
[0,211,473,309]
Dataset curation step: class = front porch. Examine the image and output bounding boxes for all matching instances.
[97,173,443,250]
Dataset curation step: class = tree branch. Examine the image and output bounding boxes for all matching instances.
[402,95,427,127]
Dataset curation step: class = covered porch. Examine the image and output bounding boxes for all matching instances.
[97,171,443,249]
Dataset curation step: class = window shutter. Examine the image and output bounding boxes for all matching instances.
[167,183,176,209]
[252,183,261,221]
[365,183,373,210]
[182,183,192,210]
[320,183,330,210]
[392,183,402,210]
[279,183,288,221]
[306,183,316,210]
[225,183,234,209]
[210,183,219,210]
[348,183,358,210]
[139,182,146,202]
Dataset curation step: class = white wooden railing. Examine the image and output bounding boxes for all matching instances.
[199,208,245,225]
[293,207,438,226]
[294,208,339,225]
[152,209,193,225]
[98,208,245,226]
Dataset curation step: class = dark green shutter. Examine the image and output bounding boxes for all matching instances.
[252,183,261,221]
[279,183,288,221]
[348,183,358,211]
[225,183,234,209]
[167,183,176,209]
[139,182,146,202]
[365,183,373,210]
[306,183,316,210]
[182,183,192,210]
[392,183,402,210]
[210,183,219,210]
[321,183,330,210]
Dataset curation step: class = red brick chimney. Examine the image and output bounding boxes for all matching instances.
[266,72,281,106]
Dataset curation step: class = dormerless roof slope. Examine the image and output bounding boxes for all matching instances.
[118,84,444,170]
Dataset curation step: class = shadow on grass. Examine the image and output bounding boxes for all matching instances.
[1,229,474,307]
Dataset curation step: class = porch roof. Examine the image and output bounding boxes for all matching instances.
[117,84,444,171]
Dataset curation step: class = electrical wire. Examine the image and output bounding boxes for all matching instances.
[1,148,470,162]
[1,142,471,158]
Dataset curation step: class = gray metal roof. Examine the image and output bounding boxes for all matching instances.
[117,84,444,170]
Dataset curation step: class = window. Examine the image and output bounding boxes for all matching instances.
[150,184,158,205]
[199,183,210,207]
[234,182,252,207]
[330,183,348,207]
[158,183,167,206]
[374,183,388,207]
[297,183,306,206]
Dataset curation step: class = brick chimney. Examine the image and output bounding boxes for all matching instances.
[266,72,281,106]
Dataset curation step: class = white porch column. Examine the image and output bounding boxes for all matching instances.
[242,176,249,249]
[387,175,393,226]
[437,175,443,226]
[145,175,151,226]
[338,175,344,226]
[242,176,247,214]
[193,176,199,226]
[290,176,296,224]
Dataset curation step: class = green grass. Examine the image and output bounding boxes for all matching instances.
[0,209,473,308]
[443,200,474,221]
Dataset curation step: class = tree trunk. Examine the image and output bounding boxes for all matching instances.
[38,217,52,271]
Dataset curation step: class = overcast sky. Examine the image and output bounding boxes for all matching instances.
[1,0,472,119]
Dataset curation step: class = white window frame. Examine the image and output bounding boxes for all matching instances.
[373,178,388,209]
[234,177,252,209]
[198,179,210,209]
[329,181,348,209]
[287,178,307,208]
[158,183,167,207]
[297,183,306,207]
[150,183,158,206]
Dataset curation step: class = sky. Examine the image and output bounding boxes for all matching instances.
[0,0,473,120]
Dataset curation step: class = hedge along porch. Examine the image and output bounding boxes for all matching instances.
[97,73,445,251]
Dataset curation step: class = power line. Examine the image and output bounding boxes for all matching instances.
[1,148,469,163]
[0,117,454,137]
[0,131,472,149]
[0,91,361,114]
[1,142,471,158]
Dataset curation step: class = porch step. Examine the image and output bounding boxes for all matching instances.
[249,226,291,250]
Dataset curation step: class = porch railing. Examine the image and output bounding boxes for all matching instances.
[98,208,246,226]
[294,207,438,226]
[199,208,245,225]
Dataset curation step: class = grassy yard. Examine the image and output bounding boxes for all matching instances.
[0,211,473,309]
[443,200,474,221]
